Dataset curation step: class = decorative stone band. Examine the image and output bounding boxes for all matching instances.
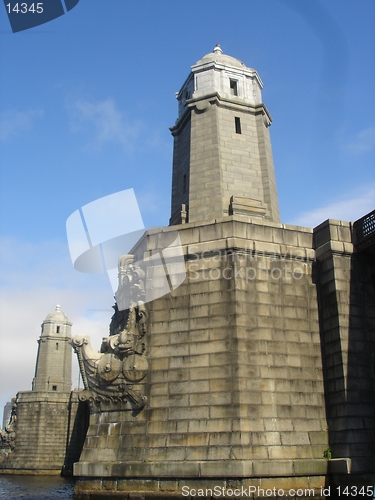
[77,387,146,412]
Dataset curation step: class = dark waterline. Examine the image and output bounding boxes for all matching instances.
[0,475,74,499]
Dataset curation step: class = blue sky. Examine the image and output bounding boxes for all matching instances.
[0,0,374,415]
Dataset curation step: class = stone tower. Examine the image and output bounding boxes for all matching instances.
[170,45,280,225]
[32,305,72,392]
[72,48,375,498]
[0,306,88,474]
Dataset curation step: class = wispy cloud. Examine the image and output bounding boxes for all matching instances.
[346,125,375,154]
[0,237,113,414]
[67,97,142,150]
[290,184,375,228]
[0,108,43,141]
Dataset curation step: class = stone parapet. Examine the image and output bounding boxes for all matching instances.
[0,391,71,472]
[0,390,87,474]
[75,216,329,487]
[142,215,315,260]
[313,219,375,474]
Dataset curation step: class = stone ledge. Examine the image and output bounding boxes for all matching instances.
[74,459,329,478]
[327,458,351,474]
[73,474,330,499]
[145,214,312,235]
[0,468,62,475]
[16,390,71,403]
[315,240,354,261]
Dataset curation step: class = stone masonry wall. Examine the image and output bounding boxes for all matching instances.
[0,391,70,472]
[63,391,90,474]
[33,336,72,393]
[255,111,280,222]
[188,101,223,223]
[75,216,329,480]
[0,390,87,474]
[217,103,280,222]
[170,113,191,220]
[314,219,375,474]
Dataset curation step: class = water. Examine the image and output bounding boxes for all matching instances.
[0,475,74,499]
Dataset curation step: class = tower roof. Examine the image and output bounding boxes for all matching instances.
[194,44,247,69]
[43,305,70,324]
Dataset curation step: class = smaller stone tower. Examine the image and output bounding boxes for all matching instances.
[32,305,72,393]
[0,306,88,474]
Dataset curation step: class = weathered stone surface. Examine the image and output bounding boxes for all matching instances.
[314,219,375,473]
[74,216,329,477]
[73,211,375,494]
[0,307,88,474]
[0,389,87,474]
[73,474,331,499]
[170,47,280,225]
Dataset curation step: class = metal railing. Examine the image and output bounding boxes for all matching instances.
[353,209,375,247]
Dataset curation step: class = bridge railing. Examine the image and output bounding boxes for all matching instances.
[353,209,375,250]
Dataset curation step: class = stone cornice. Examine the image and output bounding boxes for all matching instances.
[170,92,273,138]
[184,92,272,123]
[314,240,354,261]
[191,60,263,88]
[169,106,191,136]
[38,335,71,342]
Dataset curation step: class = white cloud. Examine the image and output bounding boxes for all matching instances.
[67,97,142,149]
[0,237,114,420]
[346,125,375,154]
[0,108,43,141]
[290,184,375,228]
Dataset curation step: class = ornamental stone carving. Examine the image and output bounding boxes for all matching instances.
[72,255,148,414]
[0,398,17,453]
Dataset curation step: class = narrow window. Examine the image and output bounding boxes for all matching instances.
[235,117,241,134]
[56,326,60,333]
[230,79,238,96]
[56,343,59,350]
[52,385,57,391]
[183,174,187,193]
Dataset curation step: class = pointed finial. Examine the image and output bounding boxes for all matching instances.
[213,44,223,54]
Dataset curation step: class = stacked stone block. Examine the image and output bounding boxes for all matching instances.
[1,392,70,473]
[74,215,375,498]
[170,114,190,223]
[314,219,375,474]
[72,47,375,496]
[171,96,280,225]
[74,216,329,486]
[170,47,280,226]
[0,390,88,474]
